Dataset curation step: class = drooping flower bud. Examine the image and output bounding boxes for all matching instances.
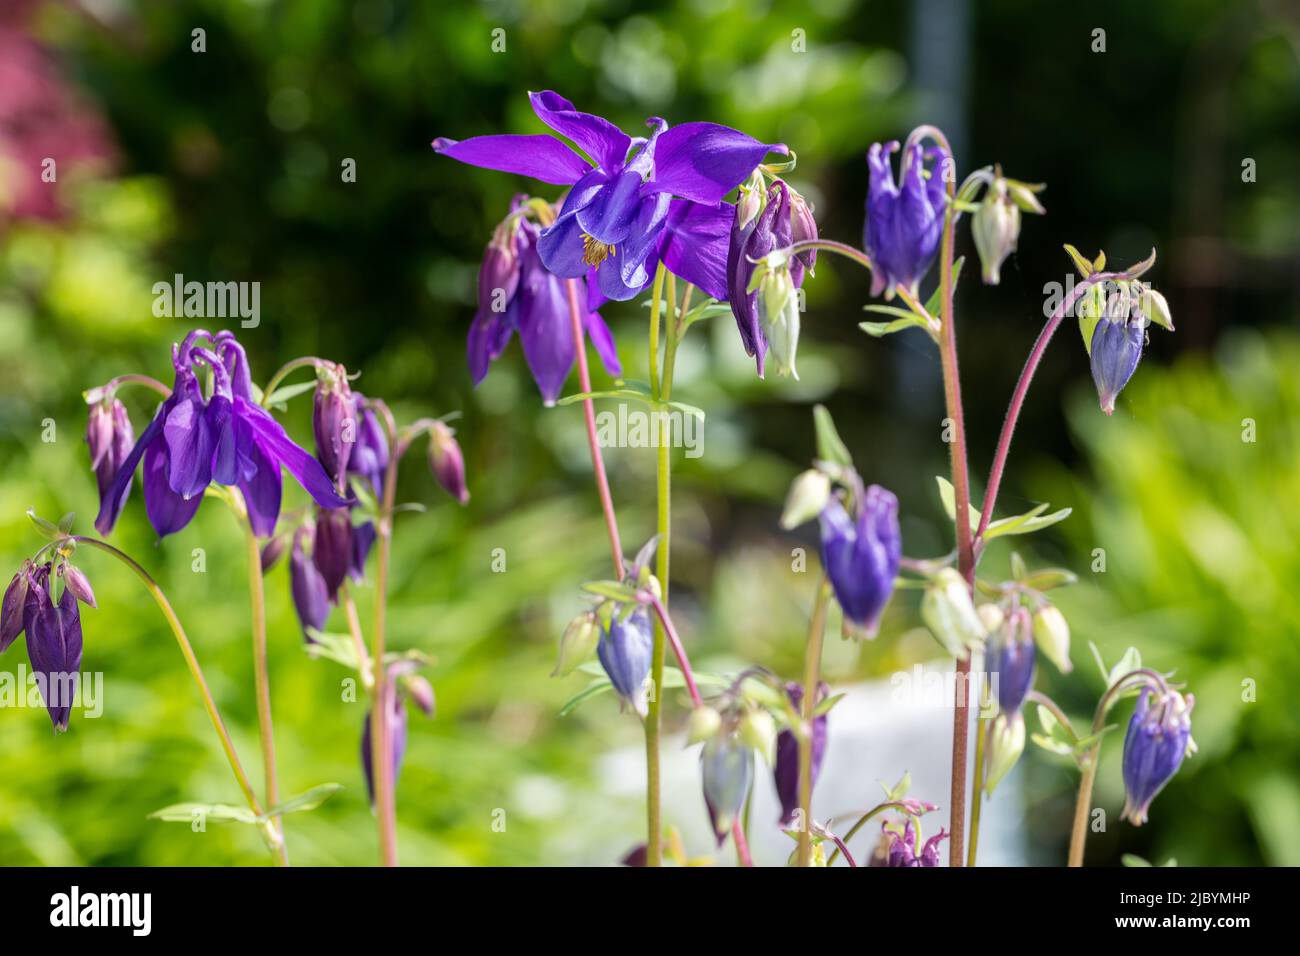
[983,710,1026,796]
[404,674,436,717]
[312,507,354,602]
[700,731,754,845]
[347,395,390,495]
[289,527,330,640]
[428,421,469,505]
[1,564,33,653]
[863,140,946,298]
[1138,285,1174,331]
[313,363,357,493]
[739,706,777,762]
[819,487,901,639]
[22,566,84,731]
[1121,686,1195,826]
[971,178,1021,285]
[260,533,288,572]
[989,607,1036,715]
[1090,316,1145,415]
[596,606,654,717]
[921,567,986,660]
[552,610,601,677]
[773,682,829,826]
[59,563,96,609]
[729,182,794,377]
[86,397,134,509]
[780,469,831,530]
[1032,604,1072,673]
[787,186,819,284]
[362,683,407,806]
[754,253,802,379]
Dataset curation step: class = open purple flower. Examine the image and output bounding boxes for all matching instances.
[1121,686,1194,826]
[469,204,621,405]
[819,486,901,639]
[884,819,947,867]
[94,330,348,539]
[773,681,828,825]
[434,91,784,302]
[728,181,793,377]
[864,141,946,298]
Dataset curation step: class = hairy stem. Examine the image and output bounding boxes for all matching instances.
[797,576,830,867]
[259,356,324,408]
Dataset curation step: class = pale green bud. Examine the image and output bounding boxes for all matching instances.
[921,568,986,660]
[1139,286,1174,331]
[739,707,777,763]
[984,711,1026,796]
[977,602,1005,635]
[780,469,831,530]
[1032,604,1072,673]
[552,610,601,677]
[687,705,723,745]
[972,179,1021,285]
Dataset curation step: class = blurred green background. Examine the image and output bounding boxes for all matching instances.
[0,0,1297,865]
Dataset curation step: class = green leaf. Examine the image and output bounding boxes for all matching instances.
[580,580,639,603]
[923,256,964,316]
[263,379,319,408]
[263,783,343,818]
[984,504,1072,539]
[1121,853,1152,867]
[27,509,63,541]
[1010,552,1029,581]
[860,316,925,338]
[811,692,846,718]
[1021,568,1078,591]
[813,405,853,469]
[58,512,76,534]
[304,631,361,670]
[149,802,260,825]
[556,387,656,408]
[935,476,981,532]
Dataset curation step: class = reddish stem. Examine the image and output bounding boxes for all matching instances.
[564,278,625,579]
[644,591,702,707]
[732,819,754,867]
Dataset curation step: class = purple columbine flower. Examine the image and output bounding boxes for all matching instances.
[1090,316,1145,415]
[1121,686,1195,826]
[312,507,354,601]
[596,605,654,717]
[773,681,828,825]
[884,819,947,867]
[728,181,792,377]
[94,330,349,539]
[2,562,91,731]
[819,486,901,639]
[346,394,389,495]
[434,90,784,302]
[990,607,1036,715]
[86,396,134,513]
[468,203,622,404]
[312,363,357,493]
[864,141,947,299]
[289,526,329,640]
[701,731,754,846]
[361,661,434,805]
[427,421,470,505]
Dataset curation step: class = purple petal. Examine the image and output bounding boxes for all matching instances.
[528,91,631,173]
[660,199,733,301]
[236,427,284,538]
[575,169,645,245]
[143,440,204,537]
[163,397,214,500]
[466,301,516,386]
[290,530,330,639]
[238,399,350,510]
[517,247,576,404]
[583,310,623,377]
[651,122,785,206]
[431,134,589,186]
[25,580,83,731]
[95,407,164,535]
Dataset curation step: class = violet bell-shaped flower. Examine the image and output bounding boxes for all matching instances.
[596,605,654,717]
[990,607,1036,715]
[468,204,622,405]
[86,396,134,510]
[818,486,901,639]
[289,525,330,640]
[884,819,948,867]
[773,681,828,825]
[701,731,754,845]
[433,90,786,303]
[863,141,947,299]
[1,561,91,731]
[312,362,357,493]
[1121,686,1195,826]
[1090,315,1145,416]
[94,330,349,539]
[361,661,434,805]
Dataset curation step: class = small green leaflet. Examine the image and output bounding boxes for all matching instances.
[812,404,853,469]
[149,784,342,826]
[558,668,729,717]
[935,476,1071,539]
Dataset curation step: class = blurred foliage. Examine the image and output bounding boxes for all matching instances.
[0,0,1297,864]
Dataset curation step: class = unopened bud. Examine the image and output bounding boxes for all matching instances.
[780,469,831,530]
[739,707,777,763]
[972,179,1021,285]
[1032,604,1072,673]
[553,610,601,677]
[687,705,723,745]
[700,733,754,845]
[59,563,96,609]
[921,568,985,660]
[983,711,1026,796]
[428,421,470,505]
[1138,286,1174,331]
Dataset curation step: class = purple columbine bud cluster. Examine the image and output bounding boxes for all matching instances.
[86,396,134,507]
[93,330,349,539]
[312,362,357,494]
[881,818,948,867]
[1,558,95,731]
[1121,686,1195,826]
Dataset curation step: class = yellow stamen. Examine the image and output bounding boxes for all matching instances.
[581,233,615,267]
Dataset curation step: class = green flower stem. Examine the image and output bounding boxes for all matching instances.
[244,522,288,865]
[70,536,276,855]
[259,356,324,408]
[369,398,402,866]
[644,261,670,867]
[797,575,831,867]
[1067,668,1171,866]
[967,715,988,867]
[341,583,374,691]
